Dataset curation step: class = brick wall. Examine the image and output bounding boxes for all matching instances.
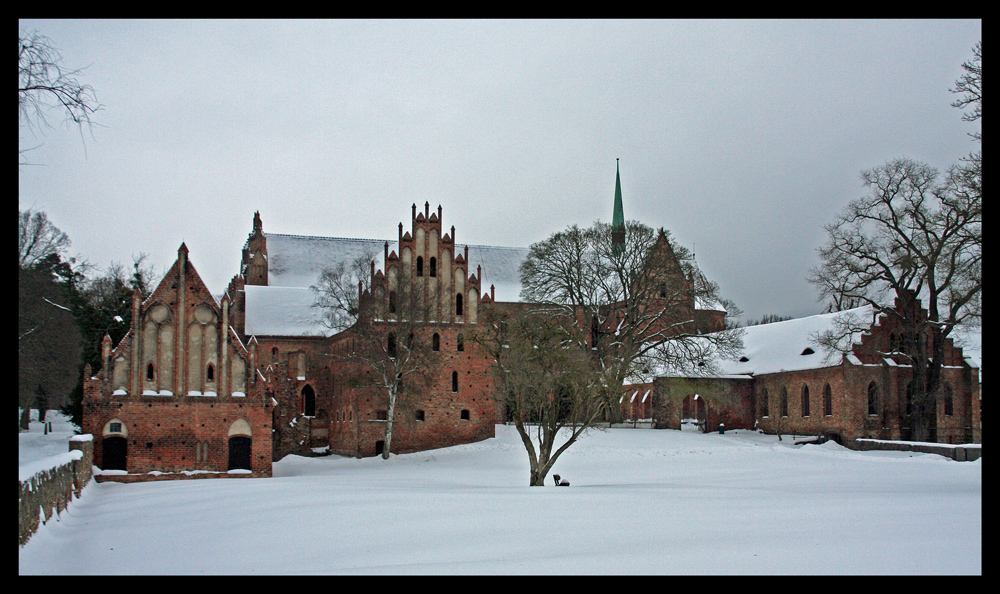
[83,396,272,476]
[19,436,93,546]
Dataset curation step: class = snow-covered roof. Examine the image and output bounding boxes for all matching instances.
[244,285,334,338]
[266,234,390,290]
[466,245,531,302]
[717,306,875,376]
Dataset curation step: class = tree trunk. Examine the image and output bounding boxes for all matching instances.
[382,387,396,460]
[19,406,31,431]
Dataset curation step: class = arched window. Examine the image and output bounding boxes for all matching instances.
[943,383,954,416]
[389,291,397,314]
[760,387,769,417]
[823,383,833,416]
[206,363,215,382]
[457,334,464,352]
[387,333,397,358]
[801,385,810,417]
[416,256,424,277]
[271,347,278,363]
[456,294,464,316]
[452,371,459,393]
[432,333,440,352]
[780,387,789,417]
[429,257,437,277]
[867,381,880,416]
[302,385,316,417]
[146,363,155,381]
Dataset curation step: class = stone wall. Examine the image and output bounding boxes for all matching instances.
[19,436,94,547]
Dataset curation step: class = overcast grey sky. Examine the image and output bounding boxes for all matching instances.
[19,19,981,322]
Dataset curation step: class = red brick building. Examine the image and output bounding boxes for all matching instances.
[82,177,980,481]
[648,300,981,446]
[82,244,274,480]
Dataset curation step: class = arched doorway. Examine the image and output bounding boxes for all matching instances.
[228,419,253,471]
[102,418,129,470]
[103,436,128,470]
[681,394,708,432]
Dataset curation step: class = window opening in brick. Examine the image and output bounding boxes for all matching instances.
[457,334,464,352]
[823,383,833,416]
[302,385,316,416]
[416,256,424,277]
[780,387,789,417]
[867,382,880,415]
[429,257,437,277]
[432,333,440,351]
[376,410,388,421]
[452,371,459,393]
[456,294,463,316]
[943,383,954,416]
[760,387,769,417]
[416,409,425,421]
[801,385,810,417]
[146,362,155,381]
[206,363,215,382]
[387,333,397,358]
[461,409,470,420]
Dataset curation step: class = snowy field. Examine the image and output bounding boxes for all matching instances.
[20,412,981,575]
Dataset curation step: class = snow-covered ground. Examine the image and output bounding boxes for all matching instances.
[19,412,981,575]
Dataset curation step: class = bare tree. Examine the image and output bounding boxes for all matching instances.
[950,41,981,142]
[809,159,981,441]
[312,248,439,459]
[474,306,605,486]
[520,221,743,422]
[19,30,101,161]
[809,44,982,443]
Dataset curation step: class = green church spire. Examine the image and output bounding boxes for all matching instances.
[612,159,625,255]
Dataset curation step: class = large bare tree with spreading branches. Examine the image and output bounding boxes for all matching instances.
[808,42,982,442]
[519,220,743,423]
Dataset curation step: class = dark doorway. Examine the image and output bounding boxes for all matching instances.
[375,440,385,456]
[102,436,128,471]
[228,436,252,470]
